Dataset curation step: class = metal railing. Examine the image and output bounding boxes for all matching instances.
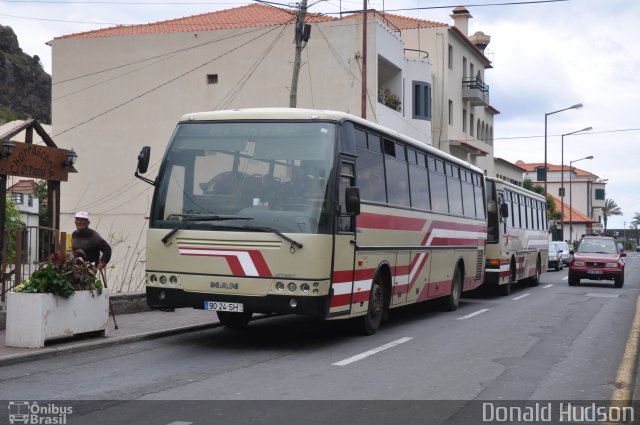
[0,226,67,301]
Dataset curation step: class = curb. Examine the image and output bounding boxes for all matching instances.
[0,321,221,367]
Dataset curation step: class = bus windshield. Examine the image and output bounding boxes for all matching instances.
[151,121,336,234]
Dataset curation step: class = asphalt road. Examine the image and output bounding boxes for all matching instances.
[1,252,639,425]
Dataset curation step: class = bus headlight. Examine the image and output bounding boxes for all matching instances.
[275,282,285,291]
[159,276,168,285]
[287,282,297,292]
[150,274,158,284]
[301,283,310,293]
[169,276,178,285]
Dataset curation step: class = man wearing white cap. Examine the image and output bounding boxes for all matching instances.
[71,211,111,269]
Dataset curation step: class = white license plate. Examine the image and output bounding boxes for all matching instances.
[587,270,603,275]
[204,301,244,312]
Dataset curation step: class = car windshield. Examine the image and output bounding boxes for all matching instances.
[549,244,560,254]
[576,238,618,254]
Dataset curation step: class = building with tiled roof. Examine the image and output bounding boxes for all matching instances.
[517,161,607,239]
[50,3,445,289]
[549,194,597,243]
[340,8,497,175]
[55,4,335,40]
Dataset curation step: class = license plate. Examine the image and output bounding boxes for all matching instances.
[204,301,244,312]
[587,270,603,275]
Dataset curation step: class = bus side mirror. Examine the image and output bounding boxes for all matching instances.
[135,146,155,186]
[500,202,509,218]
[345,187,360,215]
[137,146,151,173]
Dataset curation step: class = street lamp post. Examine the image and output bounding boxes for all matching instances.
[544,103,583,196]
[560,126,592,240]
[569,155,594,243]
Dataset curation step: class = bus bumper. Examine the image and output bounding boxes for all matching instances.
[146,287,329,318]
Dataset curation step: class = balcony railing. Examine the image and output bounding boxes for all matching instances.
[462,77,490,106]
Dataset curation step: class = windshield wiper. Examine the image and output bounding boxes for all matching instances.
[240,225,303,249]
[162,215,253,244]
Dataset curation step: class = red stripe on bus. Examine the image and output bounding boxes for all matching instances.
[333,268,375,283]
[247,251,272,276]
[225,256,245,276]
[357,213,426,231]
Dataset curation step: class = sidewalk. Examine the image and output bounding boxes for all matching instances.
[0,308,221,366]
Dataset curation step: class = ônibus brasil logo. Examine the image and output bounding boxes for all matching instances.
[8,401,73,424]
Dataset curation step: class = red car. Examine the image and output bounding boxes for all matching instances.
[569,236,626,287]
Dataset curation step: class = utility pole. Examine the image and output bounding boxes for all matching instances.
[289,0,310,108]
[361,0,367,119]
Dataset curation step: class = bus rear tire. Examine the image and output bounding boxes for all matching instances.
[217,311,253,329]
[356,276,385,335]
[528,257,541,287]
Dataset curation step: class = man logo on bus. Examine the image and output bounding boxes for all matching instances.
[210,281,239,290]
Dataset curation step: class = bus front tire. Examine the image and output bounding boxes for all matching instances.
[356,277,385,335]
[217,311,253,329]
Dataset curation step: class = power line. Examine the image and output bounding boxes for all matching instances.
[334,0,571,14]
[52,24,284,137]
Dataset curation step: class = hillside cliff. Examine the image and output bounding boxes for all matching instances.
[0,25,51,124]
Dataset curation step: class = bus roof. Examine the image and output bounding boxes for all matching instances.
[485,176,547,202]
[180,108,483,174]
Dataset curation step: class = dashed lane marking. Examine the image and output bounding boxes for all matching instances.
[513,293,530,301]
[543,284,553,288]
[332,337,413,366]
[457,308,490,320]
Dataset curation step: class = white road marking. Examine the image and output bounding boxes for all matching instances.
[457,308,490,320]
[562,276,568,280]
[543,284,553,288]
[166,422,193,425]
[586,293,619,299]
[513,293,530,301]
[332,337,413,366]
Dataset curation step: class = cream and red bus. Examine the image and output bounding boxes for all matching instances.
[136,108,488,334]
[484,177,549,295]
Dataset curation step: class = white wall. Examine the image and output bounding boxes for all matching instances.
[50,18,434,290]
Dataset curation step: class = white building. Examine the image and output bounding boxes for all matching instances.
[517,161,605,241]
[386,7,499,175]
[49,4,440,289]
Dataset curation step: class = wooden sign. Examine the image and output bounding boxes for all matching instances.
[0,143,70,181]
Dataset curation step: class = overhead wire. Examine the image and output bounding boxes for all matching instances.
[52,23,283,137]
[215,21,292,110]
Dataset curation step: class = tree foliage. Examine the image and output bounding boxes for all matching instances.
[601,198,623,230]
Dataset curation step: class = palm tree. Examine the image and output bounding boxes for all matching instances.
[601,198,623,230]
[632,212,640,227]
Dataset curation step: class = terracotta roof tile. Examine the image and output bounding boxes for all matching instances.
[550,194,593,223]
[515,161,592,175]
[56,4,335,40]
[341,10,447,30]
[8,179,37,195]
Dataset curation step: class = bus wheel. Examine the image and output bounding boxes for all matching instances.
[442,266,462,311]
[528,257,541,287]
[217,311,253,329]
[357,276,385,335]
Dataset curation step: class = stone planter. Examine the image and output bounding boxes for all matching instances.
[4,290,109,348]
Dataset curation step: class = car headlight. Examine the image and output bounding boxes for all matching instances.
[550,256,557,261]
[606,262,618,268]
[574,261,585,266]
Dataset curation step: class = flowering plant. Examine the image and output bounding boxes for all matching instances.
[15,250,103,298]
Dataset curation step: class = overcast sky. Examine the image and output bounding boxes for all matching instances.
[2,0,639,230]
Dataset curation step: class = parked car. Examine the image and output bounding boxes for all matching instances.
[568,236,626,287]
[548,243,563,271]
[554,241,571,265]
[637,245,640,253]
